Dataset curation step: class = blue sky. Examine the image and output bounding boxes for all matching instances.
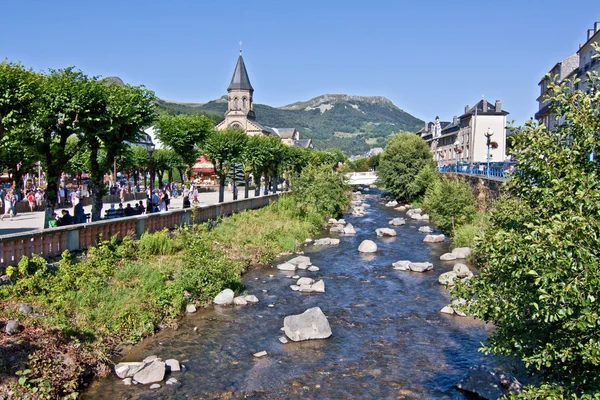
[1,0,598,125]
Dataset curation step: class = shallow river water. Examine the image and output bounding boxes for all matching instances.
[84,192,506,399]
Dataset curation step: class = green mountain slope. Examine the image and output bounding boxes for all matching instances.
[160,94,423,155]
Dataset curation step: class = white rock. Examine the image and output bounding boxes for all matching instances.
[305,238,313,244]
[343,223,356,234]
[297,262,310,270]
[418,226,433,233]
[123,378,132,385]
[279,336,289,344]
[244,294,259,303]
[166,377,178,385]
[290,285,300,291]
[440,253,457,261]
[253,351,268,358]
[392,260,411,271]
[165,359,180,372]
[234,296,248,306]
[385,200,398,207]
[150,383,161,389]
[408,262,433,272]
[115,362,145,379]
[452,299,468,317]
[132,360,166,385]
[388,218,406,226]
[277,262,297,271]
[186,304,197,313]
[292,275,300,279]
[376,228,397,237]
[330,224,345,233]
[358,240,377,253]
[296,277,314,286]
[440,306,455,315]
[453,263,471,278]
[438,271,458,286]
[310,280,325,293]
[314,238,340,246]
[394,206,407,212]
[451,247,472,259]
[337,219,346,224]
[308,266,320,272]
[327,218,338,224]
[214,289,235,305]
[420,214,430,220]
[283,307,332,342]
[423,234,445,243]
[268,304,275,308]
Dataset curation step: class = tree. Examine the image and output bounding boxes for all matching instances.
[292,163,350,219]
[205,128,248,203]
[377,133,435,201]
[422,175,474,234]
[243,135,269,198]
[153,114,213,178]
[281,145,310,189]
[453,60,600,397]
[260,136,284,195]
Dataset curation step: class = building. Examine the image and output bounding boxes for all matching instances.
[425,100,509,165]
[576,22,600,93]
[215,53,313,148]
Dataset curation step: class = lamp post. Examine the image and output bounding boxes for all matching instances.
[485,128,494,178]
[453,140,460,173]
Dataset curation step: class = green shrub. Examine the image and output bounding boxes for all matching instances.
[422,176,475,234]
[452,212,489,248]
[139,229,180,255]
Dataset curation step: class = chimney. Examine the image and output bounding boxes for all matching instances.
[424,121,428,131]
[588,29,594,40]
[453,116,458,125]
[495,100,502,112]
[465,105,469,113]
[482,99,488,113]
[595,22,600,33]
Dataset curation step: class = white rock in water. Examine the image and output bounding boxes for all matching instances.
[358,240,378,253]
[330,224,345,233]
[279,336,289,344]
[115,362,145,379]
[327,218,338,224]
[440,252,457,261]
[244,294,259,303]
[423,234,445,243]
[388,218,406,226]
[420,214,430,220]
[214,289,235,305]
[376,228,397,237]
[440,306,455,315]
[453,263,471,278]
[283,307,332,342]
[310,280,325,293]
[292,275,300,279]
[132,360,166,384]
[287,255,311,266]
[234,296,248,306]
[253,351,268,358]
[290,285,300,291]
[395,206,407,212]
[392,260,411,271]
[452,299,468,317]
[165,359,180,372]
[438,271,458,286]
[343,223,356,234]
[408,262,433,272]
[308,266,320,272]
[305,238,313,244]
[186,304,197,313]
[296,277,314,286]
[277,262,297,271]
[123,378,132,385]
[385,200,398,207]
[418,226,433,233]
[150,383,161,389]
[166,377,178,385]
[314,238,340,246]
[452,247,472,259]
[297,262,310,270]
[337,219,346,224]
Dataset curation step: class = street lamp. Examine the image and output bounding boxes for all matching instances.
[133,132,155,213]
[484,128,494,178]
[453,140,460,173]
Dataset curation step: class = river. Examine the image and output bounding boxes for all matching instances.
[83,191,506,399]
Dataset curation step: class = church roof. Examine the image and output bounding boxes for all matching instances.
[228,55,254,92]
[276,128,297,139]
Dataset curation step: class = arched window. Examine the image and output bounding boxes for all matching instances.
[242,97,247,109]
[234,97,239,110]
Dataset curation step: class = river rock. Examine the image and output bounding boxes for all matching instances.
[234,296,248,306]
[115,362,145,379]
[18,303,33,315]
[307,280,325,293]
[423,234,445,243]
[452,299,468,317]
[4,320,23,335]
[453,263,472,279]
[408,262,433,272]
[296,277,314,286]
[244,294,259,303]
[133,360,165,384]
[166,377,178,385]
[418,226,433,233]
[214,289,235,305]
[305,238,313,244]
[290,285,300,291]
[452,247,472,259]
[456,365,516,400]
[165,359,180,372]
[385,200,398,207]
[297,262,310,270]
[123,377,132,385]
[440,252,457,261]
[288,255,311,266]
[283,307,332,342]
[308,265,320,272]
[253,350,268,358]
[388,218,405,226]
[327,218,337,224]
[337,219,346,224]
[376,228,396,237]
[395,206,407,212]
[150,383,161,389]
[143,355,159,363]
[279,336,289,344]
[420,214,430,220]
[440,306,455,314]
[277,262,297,271]
[411,208,422,214]
[358,240,377,253]
[343,223,356,234]
[438,271,458,286]
[317,238,340,246]
[186,304,197,313]
[330,224,345,233]
[392,260,411,271]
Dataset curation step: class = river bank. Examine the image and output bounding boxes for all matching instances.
[83,190,514,399]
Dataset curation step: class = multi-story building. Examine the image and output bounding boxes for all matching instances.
[576,22,600,93]
[424,100,509,166]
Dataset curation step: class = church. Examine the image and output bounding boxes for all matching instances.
[215,53,313,149]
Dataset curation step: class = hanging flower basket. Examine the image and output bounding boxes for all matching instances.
[490,141,499,149]
[457,148,463,154]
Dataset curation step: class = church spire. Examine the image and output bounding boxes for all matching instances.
[227,54,253,92]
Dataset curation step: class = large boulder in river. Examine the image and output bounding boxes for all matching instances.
[314,238,340,246]
[456,365,522,400]
[418,226,433,233]
[392,260,411,271]
[385,200,398,207]
[299,280,325,293]
[329,224,345,233]
[115,362,145,379]
[214,289,235,305]
[132,360,166,385]
[440,252,457,261]
[343,223,356,234]
[452,247,472,259]
[283,307,332,342]
[277,262,296,271]
[438,271,457,286]
[288,255,311,266]
[408,262,433,272]
[375,228,396,237]
[388,218,406,226]
[358,240,378,253]
[423,234,445,243]
[327,218,337,224]
[453,263,472,278]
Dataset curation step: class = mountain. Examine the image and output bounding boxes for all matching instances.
[159,94,424,155]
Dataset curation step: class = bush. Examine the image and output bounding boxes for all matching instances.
[452,212,489,248]
[377,132,436,201]
[422,176,475,234]
[139,229,181,255]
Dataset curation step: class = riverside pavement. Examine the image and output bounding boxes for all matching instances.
[0,190,260,237]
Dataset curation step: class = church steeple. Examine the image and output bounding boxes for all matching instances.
[227,55,253,92]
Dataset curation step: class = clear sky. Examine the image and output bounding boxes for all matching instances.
[1,0,598,125]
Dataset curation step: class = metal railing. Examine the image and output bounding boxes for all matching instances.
[438,162,515,181]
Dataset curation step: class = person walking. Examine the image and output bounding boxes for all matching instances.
[27,192,35,212]
[1,192,15,220]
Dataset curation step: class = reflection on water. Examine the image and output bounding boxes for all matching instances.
[83,193,503,399]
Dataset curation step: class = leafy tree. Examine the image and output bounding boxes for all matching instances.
[368,153,380,170]
[258,135,283,195]
[205,128,248,202]
[153,114,213,178]
[291,163,350,219]
[453,61,600,397]
[422,176,474,234]
[281,145,310,189]
[243,135,270,197]
[377,133,435,201]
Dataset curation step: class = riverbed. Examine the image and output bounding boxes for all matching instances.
[83,191,505,399]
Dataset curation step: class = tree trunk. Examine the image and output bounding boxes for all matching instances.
[168,169,173,186]
[179,168,186,184]
[245,177,249,199]
[263,172,269,196]
[232,164,237,201]
[219,175,225,203]
[89,145,104,222]
[273,175,278,194]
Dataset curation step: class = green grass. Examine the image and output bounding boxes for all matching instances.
[452,211,489,249]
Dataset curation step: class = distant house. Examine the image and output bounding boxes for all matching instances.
[367,147,384,157]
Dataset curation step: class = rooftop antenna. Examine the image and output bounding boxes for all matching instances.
[239,41,243,55]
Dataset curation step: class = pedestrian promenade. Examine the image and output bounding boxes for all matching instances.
[0,190,259,237]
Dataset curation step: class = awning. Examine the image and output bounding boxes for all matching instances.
[191,155,215,174]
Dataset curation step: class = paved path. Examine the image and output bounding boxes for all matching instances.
[0,190,264,237]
